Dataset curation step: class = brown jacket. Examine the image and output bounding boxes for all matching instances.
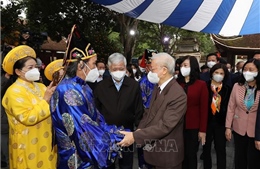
[133,78,187,168]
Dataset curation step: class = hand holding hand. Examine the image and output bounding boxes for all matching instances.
[117,131,135,147]
[43,82,57,103]
[198,132,206,145]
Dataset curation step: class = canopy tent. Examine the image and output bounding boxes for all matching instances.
[91,0,260,36]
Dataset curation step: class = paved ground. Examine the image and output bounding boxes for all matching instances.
[1,138,235,169]
[132,137,235,169]
[197,138,235,169]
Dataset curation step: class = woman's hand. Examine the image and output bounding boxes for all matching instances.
[225,128,232,141]
[255,141,260,151]
[198,132,206,145]
[43,82,57,103]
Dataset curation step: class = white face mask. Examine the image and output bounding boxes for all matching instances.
[243,71,258,82]
[174,74,178,79]
[132,69,137,74]
[147,71,159,84]
[228,69,231,72]
[238,69,242,73]
[207,61,216,69]
[98,69,105,76]
[180,67,191,77]
[212,74,224,83]
[110,71,126,81]
[24,68,40,81]
[139,66,146,73]
[84,64,99,83]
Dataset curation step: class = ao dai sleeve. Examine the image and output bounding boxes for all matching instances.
[2,84,50,126]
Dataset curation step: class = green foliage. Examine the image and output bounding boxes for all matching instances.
[1,0,26,46]
[25,0,119,57]
[25,0,116,40]
[4,0,215,61]
[86,32,121,62]
[133,21,215,57]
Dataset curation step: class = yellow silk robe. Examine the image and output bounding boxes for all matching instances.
[2,78,57,169]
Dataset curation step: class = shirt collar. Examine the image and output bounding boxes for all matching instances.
[159,76,173,93]
[112,77,124,91]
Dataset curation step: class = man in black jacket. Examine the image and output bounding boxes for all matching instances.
[94,53,143,169]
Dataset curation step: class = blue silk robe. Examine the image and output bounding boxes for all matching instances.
[50,76,124,169]
[139,75,155,109]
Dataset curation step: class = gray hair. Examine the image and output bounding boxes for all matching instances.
[151,52,175,74]
[107,53,127,67]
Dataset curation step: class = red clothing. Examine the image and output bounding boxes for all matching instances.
[179,80,208,132]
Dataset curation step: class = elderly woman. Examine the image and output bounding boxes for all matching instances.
[2,45,57,169]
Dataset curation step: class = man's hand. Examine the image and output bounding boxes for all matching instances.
[117,131,135,147]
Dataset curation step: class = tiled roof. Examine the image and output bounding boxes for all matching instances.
[212,34,260,49]
[41,37,67,51]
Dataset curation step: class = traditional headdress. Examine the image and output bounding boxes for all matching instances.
[44,59,64,81]
[2,45,36,75]
[63,24,96,65]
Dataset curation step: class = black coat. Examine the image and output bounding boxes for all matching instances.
[1,75,12,134]
[207,81,231,126]
[94,76,144,130]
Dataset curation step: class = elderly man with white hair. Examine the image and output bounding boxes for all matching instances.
[94,53,144,169]
[118,52,187,169]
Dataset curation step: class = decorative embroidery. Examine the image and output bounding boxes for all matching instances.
[81,114,98,126]
[79,132,95,152]
[16,81,43,99]
[62,113,75,136]
[51,91,59,112]
[64,89,84,106]
[67,153,83,169]
[56,129,72,150]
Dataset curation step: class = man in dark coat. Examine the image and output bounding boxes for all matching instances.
[94,53,143,169]
[118,53,187,169]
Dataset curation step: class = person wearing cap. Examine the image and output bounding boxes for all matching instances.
[50,25,127,169]
[1,45,57,169]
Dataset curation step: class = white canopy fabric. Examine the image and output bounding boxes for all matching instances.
[91,0,260,36]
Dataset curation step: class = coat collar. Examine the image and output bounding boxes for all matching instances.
[238,84,260,112]
[238,85,260,112]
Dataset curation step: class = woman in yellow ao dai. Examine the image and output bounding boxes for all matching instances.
[2,45,57,169]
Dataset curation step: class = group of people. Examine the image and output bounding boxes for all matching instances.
[1,24,260,169]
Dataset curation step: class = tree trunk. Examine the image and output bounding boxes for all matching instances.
[117,15,139,64]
